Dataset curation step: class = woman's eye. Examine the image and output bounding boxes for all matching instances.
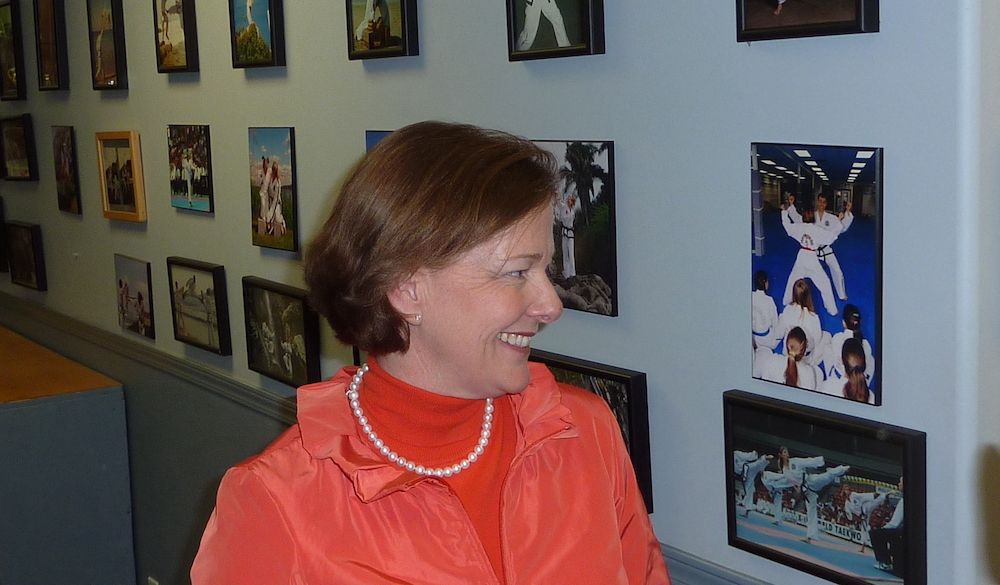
[507,270,527,278]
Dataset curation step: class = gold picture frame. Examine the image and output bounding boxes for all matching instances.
[96,130,146,222]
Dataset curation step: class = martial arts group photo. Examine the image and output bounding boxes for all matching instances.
[750,143,882,405]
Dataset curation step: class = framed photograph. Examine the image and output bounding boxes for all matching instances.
[229,0,285,68]
[724,389,926,585]
[87,0,127,89]
[0,0,25,100]
[52,126,81,213]
[736,0,878,42]
[248,127,297,251]
[529,348,652,511]
[96,130,147,222]
[114,253,155,339]
[365,129,392,151]
[166,256,232,355]
[0,197,8,272]
[506,0,604,61]
[168,124,213,212]
[6,221,46,290]
[346,0,417,59]
[533,139,616,316]
[33,0,69,90]
[153,0,199,72]
[1,114,38,180]
[751,143,882,404]
[242,276,321,387]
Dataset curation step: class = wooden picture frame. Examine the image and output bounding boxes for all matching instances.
[1,114,38,180]
[166,256,232,355]
[724,389,926,585]
[0,0,26,100]
[534,139,617,316]
[751,143,882,405]
[96,130,146,222]
[529,348,653,511]
[167,124,213,212]
[506,0,604,61]
[6,221,46,290]
[242,276,321,387]
[52,125,80,213]
[346,0,418,60]
[33,0,69,90]
[153,0,199,72]
[229,0,285,68]
[248,127,297,251]
[87,0,128,89]
[114,253,155,339]
[736,0,878,42]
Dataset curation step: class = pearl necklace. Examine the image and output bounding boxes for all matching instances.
[347,363,494,477]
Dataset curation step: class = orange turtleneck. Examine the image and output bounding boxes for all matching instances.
[360,358,518,580]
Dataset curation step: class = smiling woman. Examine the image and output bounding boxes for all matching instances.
[191,121,671,585]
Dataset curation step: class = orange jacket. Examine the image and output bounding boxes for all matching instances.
[191,363,670,585]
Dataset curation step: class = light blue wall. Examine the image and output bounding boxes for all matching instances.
[0,0,993,583]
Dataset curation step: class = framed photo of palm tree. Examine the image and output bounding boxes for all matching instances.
[166,256,232,355]
[533,139,617,316]
[153,0,199,72]
[229,0,285,68]
[0,0,26,100]
[506,0,604,61]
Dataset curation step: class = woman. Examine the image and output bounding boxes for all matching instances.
[777,278,828,368]
[820,303,875,388]
[761,446,824,525]
[819,337,873,404]
[754,326,820,390]
[191,122,670,584]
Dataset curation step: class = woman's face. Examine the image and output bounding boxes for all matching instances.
[400,205,563,399]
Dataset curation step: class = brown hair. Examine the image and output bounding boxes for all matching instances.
[304,121,559,355]
[784,327,807,387]
[841,338,869,403]
[791,279,815,315]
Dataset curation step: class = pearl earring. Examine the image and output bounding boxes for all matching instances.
[412,313,422,325]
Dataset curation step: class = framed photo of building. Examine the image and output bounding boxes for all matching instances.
[114,253,155,339]
[0,0,25,100]
[33,0,68,90]
[242,276,321,387]
[751,143,882,405]
[153,0,199,72]
[248,127,297,251]
[166,256,232,355]
[167,124,213,212]
[87,0,127,89]
[533,139,616,316]
[6,221,46,290]
[1,114,38,180]
[724,389,926,585]
[96,131,146,222]
[506,0,604,61]
[736,0,878,42]
[529,348,652,511]
[346,0,417,59]
[229,0,285,68]
[52,125,81,213]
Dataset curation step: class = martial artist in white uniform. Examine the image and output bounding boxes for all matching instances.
[761,453,825,524]
[845,490,888,550]
[780,206,841,316]
[752,272,780,351]
[733,450,772,514]
[516,0,571,51]
[555,189,580,279]
[753,348,820,390]
[787,195,854,301]
[776,301,828,367]
[355,0,391,42]
[801,464,850,542]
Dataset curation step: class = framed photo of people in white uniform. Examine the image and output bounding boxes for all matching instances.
[228,0,285,68]
[96,130,147,222]
[345,0,417,60]
[506,0,604,61]
[751,142,882,405]
[529,349,652,512]
[167,256,232,356]
[153,0,199,73]
[533,139,617,317]
[736,0,878,42]
[242,276,322,388]
[724,390,926,585]
[248,127,298,251]
[168,124,213,213]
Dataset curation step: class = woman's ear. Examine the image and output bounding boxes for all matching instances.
[387,273,422,325]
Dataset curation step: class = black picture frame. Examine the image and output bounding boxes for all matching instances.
[33,0,69,90]
[534,139,617,316]
[1,114,38,180]
[242,276,321,387]
[0,197,9,272]
[6,221,46,290]
[229,0,285,68]
[248,126,298,251]
[51,125,80,213]
[724,389,926,585]
[529,348,652,512]
[0,0,26,100]
[114,253,155,340]
[166,256,232,355]
[751,143,883,405]
[506,0,604,61]
[87,0,128,89]
[736,0,878,42]
[153,0,199,73]
[346,0,418,60]
[168,124,213,212]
